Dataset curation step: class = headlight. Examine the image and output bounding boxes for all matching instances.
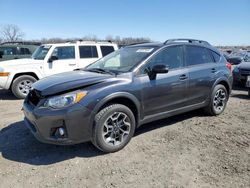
[44,91,87,108]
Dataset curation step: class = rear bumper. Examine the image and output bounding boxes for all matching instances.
[23,102,94,145]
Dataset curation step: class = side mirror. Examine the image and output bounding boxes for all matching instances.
[48,55,58,63]
[0,51,3,58]
[152,64,169,74]
[148,64,169,80]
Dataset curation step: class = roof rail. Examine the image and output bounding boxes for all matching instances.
[72,40,113,44]
[126,42,151,46]
[0,41,41,45]
[164,38,211,46]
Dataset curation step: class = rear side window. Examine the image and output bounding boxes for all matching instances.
[100,46,115,57]
[185,46,213,66]
[52,46,75,60]
[79,46,98,58]
[20,48,31,55]
[210,50,221,62]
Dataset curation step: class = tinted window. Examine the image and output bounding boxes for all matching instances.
[186,46,213,66]
[20,48,31,55]
[0,47,17,55]
[143,46,183,73]
[52,46,75,60]
[100,46,115,57]
[79,46,98,58]
[210,50,221,62]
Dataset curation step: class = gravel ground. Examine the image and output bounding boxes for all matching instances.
[0,88,249,188]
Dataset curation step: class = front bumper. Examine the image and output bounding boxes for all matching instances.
[233,72,250,84]
[0,76,9,89]
[23,101,94,145]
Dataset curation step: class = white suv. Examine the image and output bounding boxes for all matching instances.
[0,41,118,98]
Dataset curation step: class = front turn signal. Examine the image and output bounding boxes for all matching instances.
[0,72,10,76]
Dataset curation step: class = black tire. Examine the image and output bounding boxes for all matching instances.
[11,75,37,99]
[204,84,228,116]
[92,104,136,153]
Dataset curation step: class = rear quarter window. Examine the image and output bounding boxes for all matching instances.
[100,46,115,57]
[79,46,98,58]
[210,50,221,62]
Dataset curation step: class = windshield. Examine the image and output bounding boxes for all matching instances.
[32,45,51,60]
[85,46,157,73]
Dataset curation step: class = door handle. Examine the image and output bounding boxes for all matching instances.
[211,68,217,73]
[69,63,76,66]
[179,74,188,80]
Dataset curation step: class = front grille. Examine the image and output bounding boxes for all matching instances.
[27,89,41,106]
[240,69,250,76]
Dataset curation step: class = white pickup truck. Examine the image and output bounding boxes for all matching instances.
[0,41,118,98]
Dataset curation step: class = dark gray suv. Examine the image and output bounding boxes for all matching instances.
[23,39,233,153]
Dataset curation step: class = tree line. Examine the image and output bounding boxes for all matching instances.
[0,24,151,45]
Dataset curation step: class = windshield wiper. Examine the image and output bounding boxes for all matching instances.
[86,68,116,75]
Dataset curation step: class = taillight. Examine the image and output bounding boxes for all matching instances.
[226,62,232,72]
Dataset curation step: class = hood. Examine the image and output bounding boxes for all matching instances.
[0,58,37,67]
[32,70,114,96]
[238,62,250,70]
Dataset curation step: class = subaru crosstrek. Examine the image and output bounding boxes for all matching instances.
[23,39,233,153]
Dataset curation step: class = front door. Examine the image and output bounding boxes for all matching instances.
[137,45,189,117]
[44,46,77,76]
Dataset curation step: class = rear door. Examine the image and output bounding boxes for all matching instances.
[184,45,217,105]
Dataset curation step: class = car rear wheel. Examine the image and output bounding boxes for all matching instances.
[204,84,228,116]
[92,104,136,153]
[11,75,37,99]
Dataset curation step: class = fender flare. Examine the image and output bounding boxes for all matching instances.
[211,77,231,95]
[90,92,141,129]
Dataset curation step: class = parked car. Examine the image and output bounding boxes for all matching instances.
[22,38,233,153]
[0,41,40,61]
[0,41,118,98]
[233,61,250,86]
[227,51,250,65]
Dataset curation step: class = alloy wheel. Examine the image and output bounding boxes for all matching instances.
[102,112,131,146]
[213,88,227,112]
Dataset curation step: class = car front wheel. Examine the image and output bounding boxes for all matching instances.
[92,104,136,153]
[11,75,37,99]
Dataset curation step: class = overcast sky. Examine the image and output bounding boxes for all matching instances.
[0,0,249,45]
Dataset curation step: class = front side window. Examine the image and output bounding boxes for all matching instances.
[185,46,213,66]
[32,45,51,60]
[51,46,75,60]
[142,46,183,74]
[79,46,98,58]
[0,47,17,55]
[100,46,115,57]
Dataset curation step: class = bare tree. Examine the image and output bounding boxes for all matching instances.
[1,24,24,42]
